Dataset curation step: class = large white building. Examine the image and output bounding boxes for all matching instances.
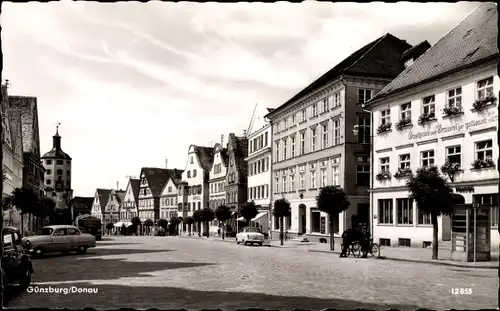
[244,104,273,236]
[366,3,498,249]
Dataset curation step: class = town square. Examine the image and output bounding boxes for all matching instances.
[1,1,499,310]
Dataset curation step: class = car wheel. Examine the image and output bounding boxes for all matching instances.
[33,247,45,259]
[77,246,88,254]
[236,238,240,245]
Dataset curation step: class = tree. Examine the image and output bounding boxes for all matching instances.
[215,205,232,239]
[200,207,215,238]
[192,210,203,237]
[316,186,351,251]
[169,216,181,236]
[131,216,141,236]
[157,218,168,231]
[144,218,154,235]
[406,166,453,260]
[185,216,194,235]
[273,198,291,246]
[105,222,114,235]
[11,187,38,234]
[38,197,56,231]
[240,201,258,225]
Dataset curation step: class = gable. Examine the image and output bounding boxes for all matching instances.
[247,103,271,136]
[123,181,135,203]
[91,191,101,214]
[1,96,13,150]
[160,179,177,196]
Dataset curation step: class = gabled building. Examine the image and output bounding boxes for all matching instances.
[119,178,140,222]
[225,133,249,213]
[365,3,498,249]
[159,172,183,220]
[209,140,228,209]
[90,188,111,231]
[244,104,274,236]
[69,196,94,224]
[104,189,125,226]
[265,33,419,242]
[179,145,214,233]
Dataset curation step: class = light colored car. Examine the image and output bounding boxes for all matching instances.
[236,227,265,246]
[22,225,96,258]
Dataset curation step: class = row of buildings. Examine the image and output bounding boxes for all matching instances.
[2,83,74,231]
[88,3,498,248]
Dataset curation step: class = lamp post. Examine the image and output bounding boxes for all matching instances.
[352,104,374,239]
[472,201,480,263]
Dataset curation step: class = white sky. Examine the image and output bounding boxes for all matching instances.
[1,1,481,197]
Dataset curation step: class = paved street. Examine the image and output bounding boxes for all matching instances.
[7,236,497,310]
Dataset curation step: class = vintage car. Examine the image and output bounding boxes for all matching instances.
[1,227,33,292]
[236,227,265,246]
[22,225,96,258]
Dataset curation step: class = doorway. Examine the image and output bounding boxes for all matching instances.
[298,204,307,234]
[357,203,370,228]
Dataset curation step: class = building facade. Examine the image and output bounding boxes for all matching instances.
[366,3,499,249]
[225,133,248,212]
[104,189,125,227]
[245,104,273,235]
[179,145,214,233]
[69,196,93,224]
[266,33,418,243]
[159,176,182,220]
[137,167,174,223]
[119,178,139,222]
[41,127,73,210]
[209,142,228,209]
[90,188,111,232]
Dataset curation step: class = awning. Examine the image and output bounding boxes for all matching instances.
[237,216,245,221]
[251,211,268,222]
[114,222,132,227]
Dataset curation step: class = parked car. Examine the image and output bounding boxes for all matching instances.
[22,225,96,258]
[153,227,166,236]
[236,227,265,246]
[1,227,33,292]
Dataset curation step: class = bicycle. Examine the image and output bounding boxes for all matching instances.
[341,241,362,258]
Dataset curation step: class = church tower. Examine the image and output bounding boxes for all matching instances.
[41,124,73,209]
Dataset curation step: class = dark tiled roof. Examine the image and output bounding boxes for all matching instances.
[8,95,40,156]
[370,3,498,103]
[41,132,72,160]
[69,197,93,212]
[96,189,112,213]
[220,148,229,167]
[116,191,126,204]
[266,33,412,117]
[266,108,275,113]
[140,168,184,197]
[194,146,215,172]
[129,178,140,202]
[401,41,431,62]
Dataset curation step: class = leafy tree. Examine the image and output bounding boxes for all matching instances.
[131,216,141,236]
[316,186,351,251]
[105,222,114,235]
[406,166,453,260]
[200,207,215,237]
[38,197,56,231]
[273,198,291,246]
[11,187,38,234]
[192,210,203,237]
[144,218,154,235]
[240,201,258,225]
[169,216,181,236]
[185,216,194,235]
[215,205,232,239]
[157,218,168,231]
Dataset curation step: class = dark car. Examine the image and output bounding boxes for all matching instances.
[153,227,166,236]
[1,227,33,293]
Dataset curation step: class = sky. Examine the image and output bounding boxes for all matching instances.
[2,1,481,197]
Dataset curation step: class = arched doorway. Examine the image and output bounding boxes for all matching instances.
[298,204,307,235]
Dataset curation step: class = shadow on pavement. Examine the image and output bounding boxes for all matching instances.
[7,283,419,310]
[96,242,143,246]
[36,248,174,259]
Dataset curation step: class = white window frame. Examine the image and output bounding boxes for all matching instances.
[358,88,373,104]
[396,198,413,225]
[301,109,307,122]
[421,150,435,167]
[299,173,305,190]
[274,178,279,194]
[417,208,431,225]
[357,115,370,144]
[422,95,435,115]
[300,131,306,155]
[322,123,329,149]
[322,97,329,113]
[284,118,288,129]
[380,157,390,172]
[477,76,494,99]
[312,104,318,117]
[332,164,340,186]
[291,135,296,158]
[447,86,462,108]
[275,141,280,162]
[332,92,340,108]
[400,102,411,120]
[475,139,493,160]
[320,168,327,187]
[333,119,341,146]
[290,175,295,191]
[283,138,288,160]
[399,154,410,169]
[378,199,393,224]
[380,109,391,125]
[310,170,317,189]
[282,176,287,192]
[446,145,462,167]
[291,114,296,126]
[311,127,317,152]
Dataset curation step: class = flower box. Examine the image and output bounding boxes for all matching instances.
[472,96,497,111]
[418,111,435,125]
[395,118,412,131]
[377,122,392,134]
[471,158,495,169]
[393,167,412,179]
[376,171,392,181]
[443,105,462,117]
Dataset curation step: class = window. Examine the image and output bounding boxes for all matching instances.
[332,92,340,108]
[380,109,391,125]
[284,118,288,129]
[358,89,373,104]
[291,114,296,126]
[300,132,306,155]
[322,123,329,149]
[400,102,411,120]
[46,169,52,175]
[274,178,279,194]
[356,156,370,186]
[282,176,287,192]
[193,169,197,177]
[357,116,370,144]
[422,95,435,115]
[46,160,52,165]
[310,170,317,189]
[311,104,318,117]
[46,179,52,185]
[290,175,295,191]
[66,170,70,176]
[322,97,329,112]
[301,109,307,122]
[477,77,494,99]
[56,169,63,175]
[264,132,268,147]
[56,160,64,165]
[311,211,321,232]
[446,145,461,167]
[473,194,499,227]
[187,171,191,178]
[190,156,194,164]
[320,169,327,187]
[399,154,410,169]
[332,158,340,186]
[380,157,390,172]
[417,208,431,225]
[311,127,317,152]
[475,140,493,160]
[275,141,280,162]
[333,119,340,146]
[421,150,435,167]
[396,198,413,225]
[291,135,296,158]
[283,138,288,160]
[378,199,393,224]
[447,87,462,108]
[299,173,305,190]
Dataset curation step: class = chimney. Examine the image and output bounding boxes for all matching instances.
[116,181,119,190]
[165,159,168,169]
[221,134,224,146]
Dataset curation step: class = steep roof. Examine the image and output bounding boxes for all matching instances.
[96,189,112,213]
[129,178,140,202]
[220,148,229,167]
[41,130,72,160]
[116,191,126,204]
[8,95,41,157]
[369,3,498,103]
[266,33,412,118]
[401,40,431,62]
[140,167,184,197]
[194,146,215,172]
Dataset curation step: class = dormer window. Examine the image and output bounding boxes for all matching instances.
[187,171,191,178]
[190,156,194,164]
[358,89,373,105]
[168,186,172,193]
[193,169,197,177]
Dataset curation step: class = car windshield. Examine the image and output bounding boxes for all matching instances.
[245,227,260,233]
[79,227,88,233]
[41,228,54,235]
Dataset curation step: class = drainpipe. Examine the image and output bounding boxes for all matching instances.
[339,75,348,236]
[360,103,374,240]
